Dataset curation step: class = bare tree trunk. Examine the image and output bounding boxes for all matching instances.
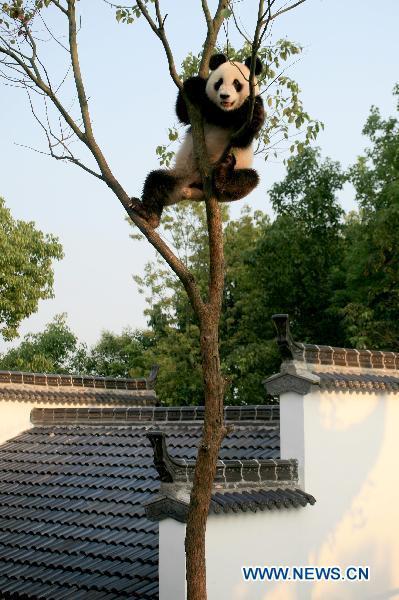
[185,311,226,600]
[184,166,227,598]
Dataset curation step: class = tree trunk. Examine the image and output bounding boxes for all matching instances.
[185,311,226,600]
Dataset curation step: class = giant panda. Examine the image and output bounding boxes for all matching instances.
[130,53,265,228]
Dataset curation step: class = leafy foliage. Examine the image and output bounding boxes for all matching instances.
[0,197,63,340]
[342,85,399,349]
[83,329,150,378]
[0,314,79,372]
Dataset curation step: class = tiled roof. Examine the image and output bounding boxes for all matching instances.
[0,368,159,405]
[0,406,279,599]
[145,432,315,523]
[210,488,315,513]
[265,315,399,394]
[317,371,399,392]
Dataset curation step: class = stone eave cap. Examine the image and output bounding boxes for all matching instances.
[146,431,297,487]
[0,365,159,391]
[145,488,316,522]
[264,369,320,396]
[271,314,399,372]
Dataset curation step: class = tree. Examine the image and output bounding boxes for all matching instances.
[251,147,346,345]
[343,85,399,349]
[83,328,150,377]
[0,313,80,372]
[0,197,63,341]
[0,1,316,597]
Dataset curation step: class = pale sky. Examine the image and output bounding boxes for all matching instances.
[1,0,398,351]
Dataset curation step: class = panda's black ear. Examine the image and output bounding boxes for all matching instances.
[209,53,227,70]
[244,56,263,76]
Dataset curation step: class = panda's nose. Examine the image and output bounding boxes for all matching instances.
[220,93,230,100]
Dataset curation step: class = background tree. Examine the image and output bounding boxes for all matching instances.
[0,1,316,597]
[0,197,63,341]
[0,313,81,372]
[83,328,149,378]
[343,84,399,349]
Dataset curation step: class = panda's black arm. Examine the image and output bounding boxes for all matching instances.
[175,76,207,125]
[231,96,265,148]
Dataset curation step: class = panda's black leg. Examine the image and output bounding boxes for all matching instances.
[213,161,259,202]
[137,169,180,228]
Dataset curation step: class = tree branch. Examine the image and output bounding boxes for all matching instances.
[261,0,306,25]
[50,0,68,16]
[201,0,213,29]
[0,44,85,142]
[67,0,93,139]
[199,0,229,78]
[228,2,251,44]
[0,3,205,320]
[136,0,182,89]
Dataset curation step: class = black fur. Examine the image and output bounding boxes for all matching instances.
[209,53,228,70]
[244,56,263,76]
[175,77,206,125]
[141,170,180,228]
[230,96,265,148]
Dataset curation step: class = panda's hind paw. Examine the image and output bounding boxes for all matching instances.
[128,198,161,228]
[128,198,149,220]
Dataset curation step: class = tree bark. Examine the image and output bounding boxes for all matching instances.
[185,310,226,600]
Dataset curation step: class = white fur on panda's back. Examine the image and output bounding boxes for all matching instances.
[174,125,253,182]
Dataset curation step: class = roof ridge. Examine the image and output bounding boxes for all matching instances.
[272,314,399,370]
[0,367,159,391]
[30,405,280,425]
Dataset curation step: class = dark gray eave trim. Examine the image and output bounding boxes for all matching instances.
[145,488,316,522]
[264,371,319,396]
[146,431,297,486]
[145,495,189,523]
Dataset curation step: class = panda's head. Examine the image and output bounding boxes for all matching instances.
[205,53,263,112]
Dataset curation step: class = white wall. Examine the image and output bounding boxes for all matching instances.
[159,388,399,599]
[204,388,399,599]
[159,519,186,600]
[0,396,123,445]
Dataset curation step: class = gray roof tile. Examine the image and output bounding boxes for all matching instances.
[0,406,279,598]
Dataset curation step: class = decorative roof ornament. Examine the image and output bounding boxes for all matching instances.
[145,431,316,522]
[265,314,399,395]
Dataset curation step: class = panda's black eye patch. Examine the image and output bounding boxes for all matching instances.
[233,79,243,92]
[214,78,223,91]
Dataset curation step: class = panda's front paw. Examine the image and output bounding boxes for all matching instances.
[218,153,236,171]
[183,76,207,102]
[213,154,236,195]
[250,98,265,131]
